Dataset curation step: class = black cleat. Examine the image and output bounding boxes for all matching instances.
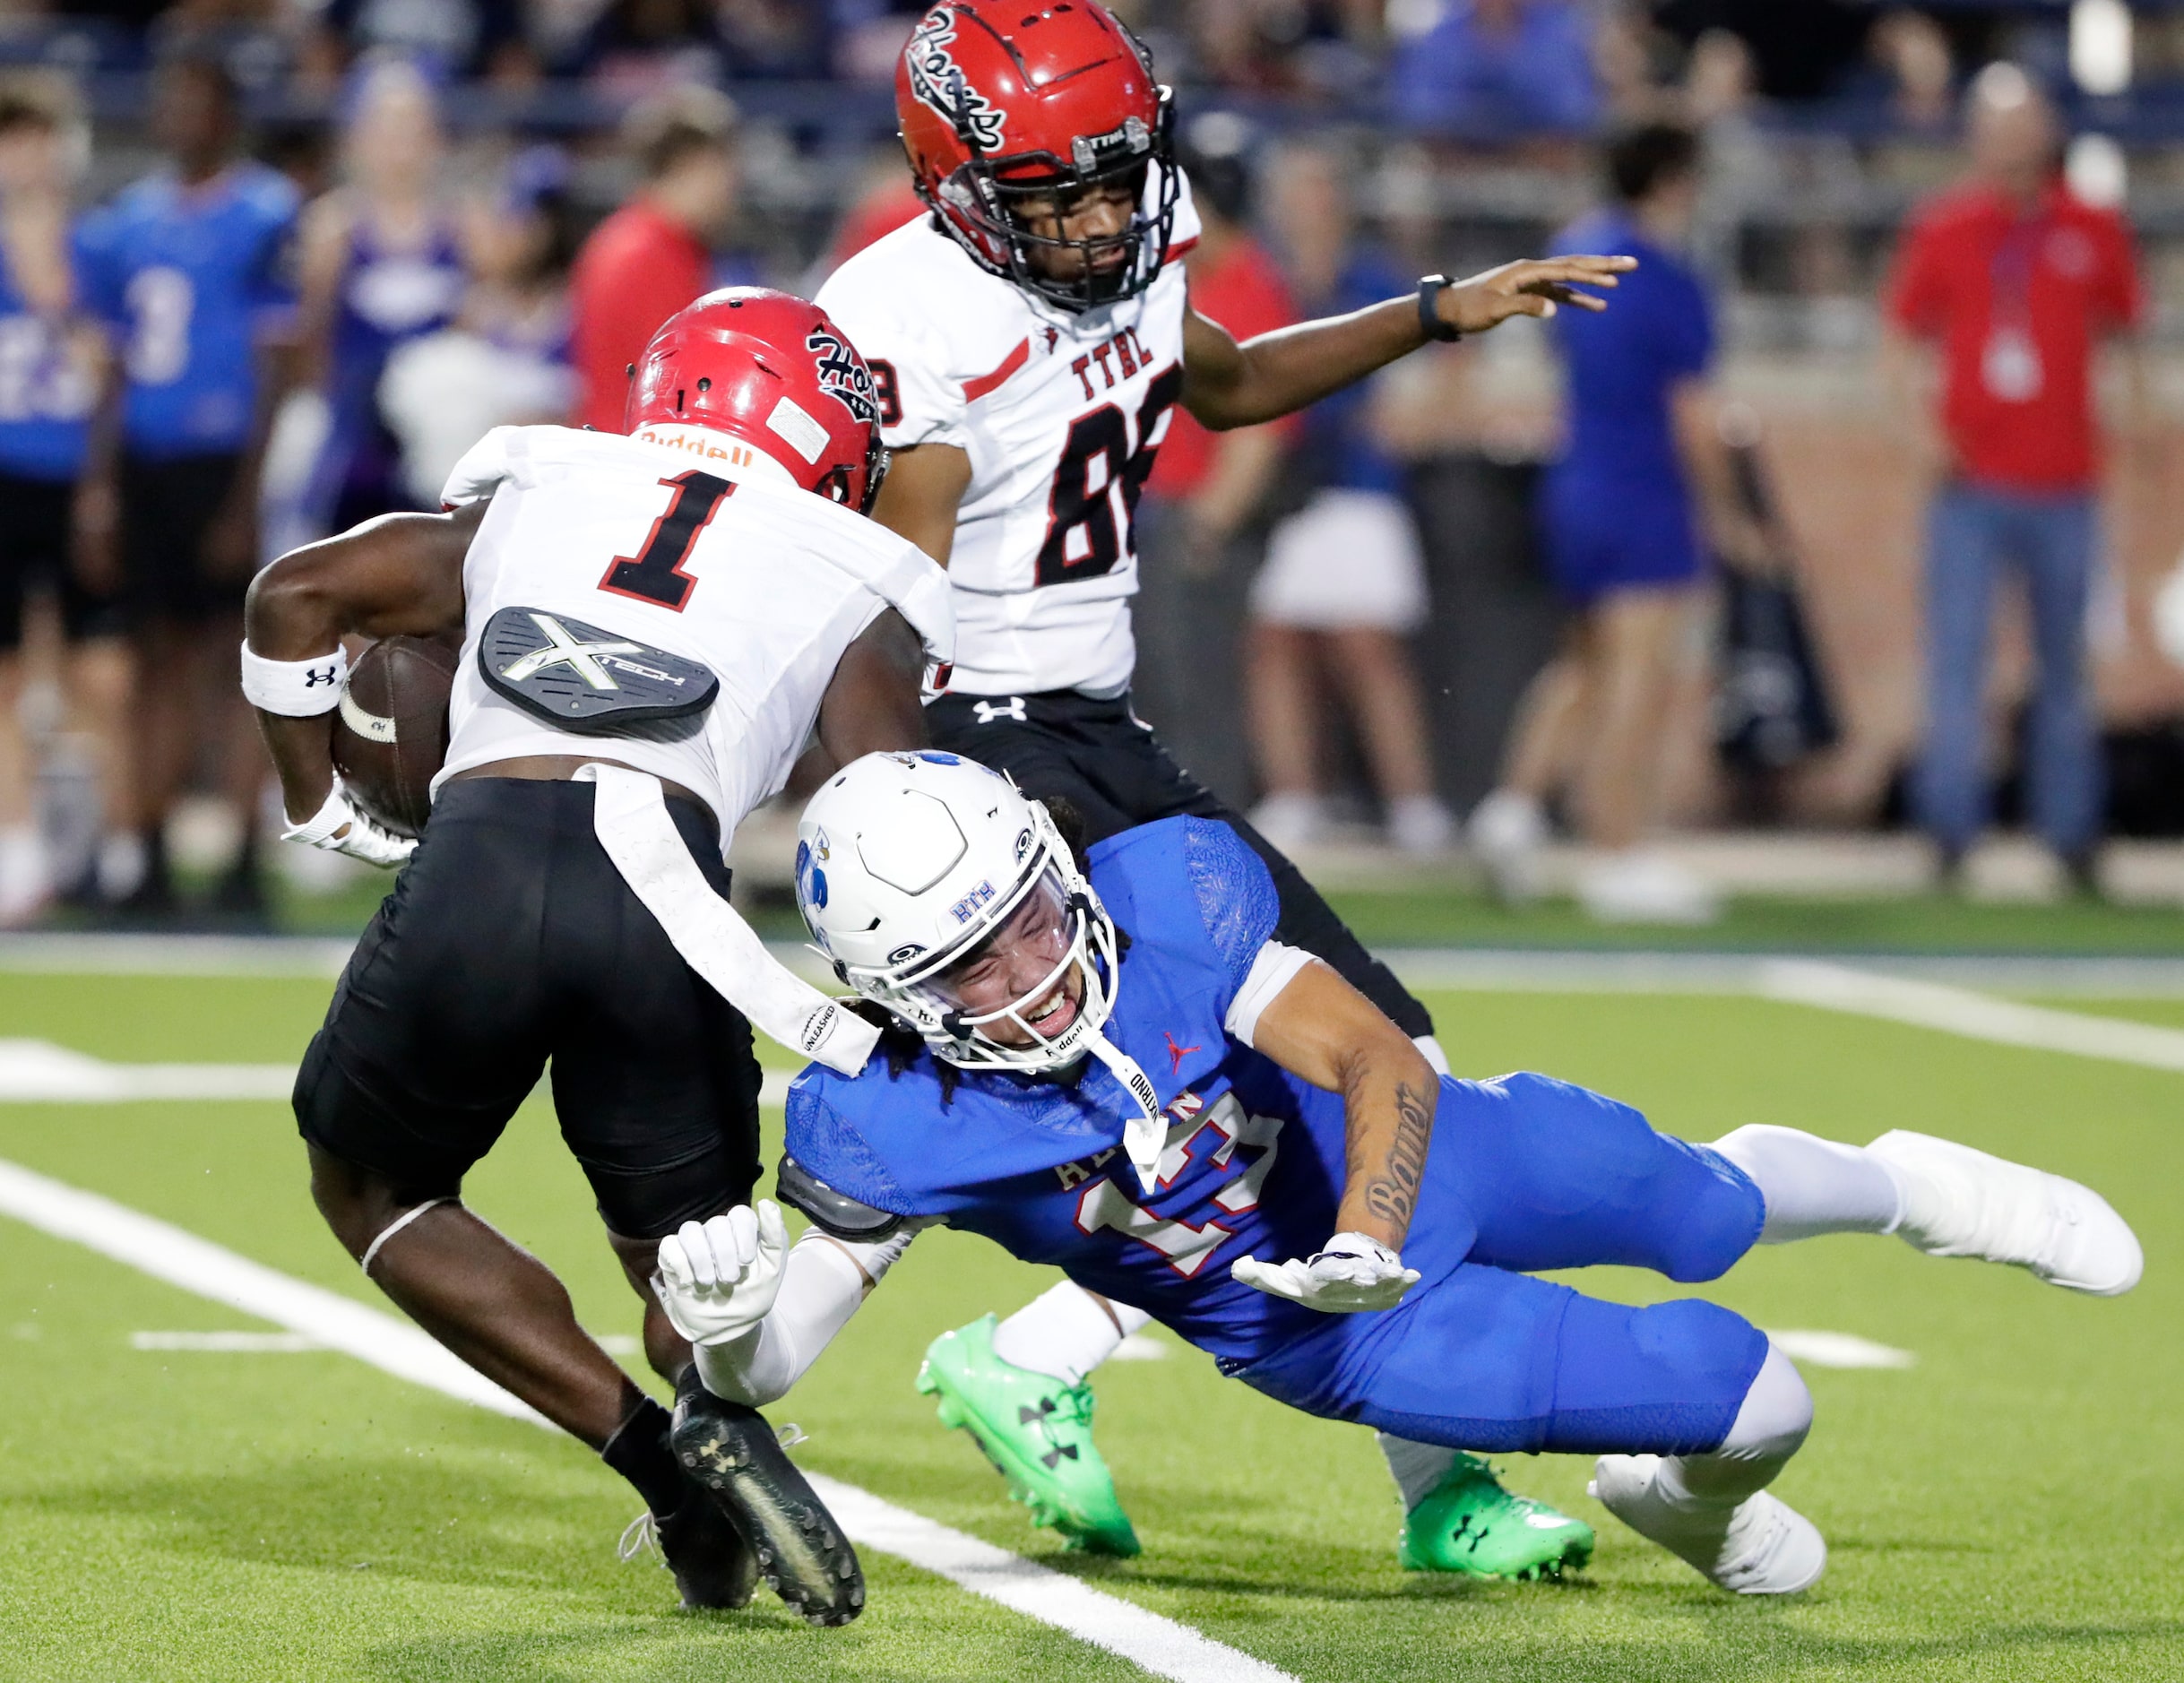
[652,1473,760,1610]
[669,1368,864,1627]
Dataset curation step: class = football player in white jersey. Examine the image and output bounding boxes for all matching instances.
[815,0,1633,1577]
[240,289,953,1626]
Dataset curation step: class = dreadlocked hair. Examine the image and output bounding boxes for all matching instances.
[849,996,963,1106]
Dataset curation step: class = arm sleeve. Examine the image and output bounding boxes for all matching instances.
[1179,817,1282,1000]
[692,1220,933,1406]
[1223,941,1320,1047]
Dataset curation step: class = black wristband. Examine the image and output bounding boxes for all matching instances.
[1418,275,1463,343]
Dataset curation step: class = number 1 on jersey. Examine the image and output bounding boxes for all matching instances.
[600,470,736,611]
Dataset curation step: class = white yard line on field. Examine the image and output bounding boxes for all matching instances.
[0,1158,544,1420]
[0,1040,794,1109]
[808,1475,1294,1683]
[1385,947,2184,998]
[0,1155,1298,1683]
[1752,960,2184,1074]
[0,1040,297,1102]
[1764,1330,1916,1370]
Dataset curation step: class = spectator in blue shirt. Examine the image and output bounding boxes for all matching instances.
[1390,0,1600,139]
[1470,124,1763,922]
[77,54,299,919]
[0,75,132,922]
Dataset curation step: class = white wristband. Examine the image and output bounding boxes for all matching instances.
[240,642,349,717]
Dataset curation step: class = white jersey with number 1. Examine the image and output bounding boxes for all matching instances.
[431,423,954,845]
[815,173,1200,699]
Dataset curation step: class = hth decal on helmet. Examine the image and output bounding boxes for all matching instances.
[805,324,883,427]
[905,10,1004,151]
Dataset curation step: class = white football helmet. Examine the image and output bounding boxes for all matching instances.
[795,751,1120,1075]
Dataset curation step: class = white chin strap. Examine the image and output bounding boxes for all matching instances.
[1081,1030,1165,1195]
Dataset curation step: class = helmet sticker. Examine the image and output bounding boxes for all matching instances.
[766,394,829,464]
[795,840,829,911]
[906,11,1005,151]
[949,879,997,925]
[805,324,882,427]
[1013,827,1032,863]
[889,942,928,964]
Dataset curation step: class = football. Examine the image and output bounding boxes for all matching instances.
[330,634,461,838]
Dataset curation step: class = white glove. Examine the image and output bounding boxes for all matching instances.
[1231,1230,1421,1315]
[653,1200,790,1345]
[281,782,417,868]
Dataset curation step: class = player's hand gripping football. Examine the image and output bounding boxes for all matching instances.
[1434,255,1636,334]
[280,781,417,869]
[1232,1230,1421,1315]
[653,1201,790,1345]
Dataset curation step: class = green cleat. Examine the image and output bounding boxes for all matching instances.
[1397,1454,1595,1581]
[915,1313,1141,1557]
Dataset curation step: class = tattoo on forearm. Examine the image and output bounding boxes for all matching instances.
[1360,1080,1433,1232]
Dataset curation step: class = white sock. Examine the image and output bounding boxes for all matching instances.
[1411,1034,1451,1077]
[1711,1124,1905,1244]
[0,824,48,920]
[991,1281,1147,1386]
[1377,1432,1460,1510]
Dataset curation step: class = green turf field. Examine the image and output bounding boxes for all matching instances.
[1,969,2178,1681]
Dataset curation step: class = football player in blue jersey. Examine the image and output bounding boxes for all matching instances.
[0,74,131,919]
[77,53,300,917]
[654,750,2142,1598]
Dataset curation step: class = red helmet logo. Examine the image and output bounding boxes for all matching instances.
[625,288,889,514]
[904,11,1006,154]
[804,321,883,429]
[895,0,1180,313]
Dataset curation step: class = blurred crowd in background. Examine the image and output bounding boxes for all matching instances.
[0,0,2180,928]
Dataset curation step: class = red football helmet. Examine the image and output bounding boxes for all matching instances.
[897,0,1178,312]
[624,288,890,514]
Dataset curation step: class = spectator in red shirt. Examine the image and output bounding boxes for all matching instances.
[1129,124,1295,804]
[1883,64,2145,888]
[568,87,740,433]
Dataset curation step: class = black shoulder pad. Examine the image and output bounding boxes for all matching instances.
[777,1155,905,1241]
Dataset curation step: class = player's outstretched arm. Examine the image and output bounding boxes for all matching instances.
[657,1204,921,1407]
[243,505,479,831]
[1180,255,1637,433]
[1230,960,1434,1313]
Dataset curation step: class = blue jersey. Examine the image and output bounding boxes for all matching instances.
[0,220,97,480]
[1546,209,1713,503]
[787,818,1482,1368]
[1539,209,1714,596]
[78,164,299,458]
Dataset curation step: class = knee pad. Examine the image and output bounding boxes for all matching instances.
[1717,1343,1814,1465]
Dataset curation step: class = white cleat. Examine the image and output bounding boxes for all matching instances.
[1590,1454,1826,1595]
[1868,1130,2143,1297]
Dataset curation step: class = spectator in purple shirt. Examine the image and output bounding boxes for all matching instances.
[1390,0,1600,138]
